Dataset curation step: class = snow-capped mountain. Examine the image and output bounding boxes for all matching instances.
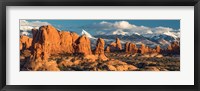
[81,29,98,49]
[94,34,157,46]
[81,29,96,39]
[142,31,179,39]
[93,30,180,48]
[109,29,129,35]
[163,31,178,38]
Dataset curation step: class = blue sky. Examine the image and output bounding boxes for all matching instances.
[24,20,180,35]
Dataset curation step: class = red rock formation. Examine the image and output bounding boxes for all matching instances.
[20,35,32,51]
[116,38,122,50]
[125,42,130,52]
[139,44,146,54]
[32,28,38,40]
[108,38,122,52]
[32,25,61,55]
[31,25,80,60]
[105,46,110,52]
[167,41,180,54]
[27,25,96,71]
[31,25,61,60]
[109,42,117,52]
[149,48,157,53]
[70,32,79,43]
[145,46,149,53]
[167,45,173,51]
[75,34,92,55]
[155,45,161,53]
[94,38,105,55]
[94,38,108,61]
[59,31,78,53]
[125,42,138,53]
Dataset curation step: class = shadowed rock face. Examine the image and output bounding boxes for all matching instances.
[166,41,180,54]
[20,35,32,51]
[75,34,92,55]
[125,42,130,53]
[109,42,117,52]
[116,38,122,50]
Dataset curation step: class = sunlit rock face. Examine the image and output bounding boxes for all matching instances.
[125,42,138,54]
[94,38,108,61]
[20,35,32,51]
[75,34,92,55]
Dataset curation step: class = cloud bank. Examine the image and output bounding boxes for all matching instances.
[20,20,51,36]
[92,21,179,36]
[20,20,51,31]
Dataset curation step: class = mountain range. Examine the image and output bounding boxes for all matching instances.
[83,29,180,48]
[20,28,180,49]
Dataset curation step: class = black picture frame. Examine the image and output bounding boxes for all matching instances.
[0,0,199,91]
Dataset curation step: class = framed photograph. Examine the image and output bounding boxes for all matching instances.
[0,0,199,91]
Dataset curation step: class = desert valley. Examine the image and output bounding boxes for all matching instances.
[20,24,180,71]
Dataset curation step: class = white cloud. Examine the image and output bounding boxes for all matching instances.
[152,26,173,34]
[20,31,31,36]
[112,29,129,35]
[95,21,178,35]
[20,20,51,31]
[113,21,134,29]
